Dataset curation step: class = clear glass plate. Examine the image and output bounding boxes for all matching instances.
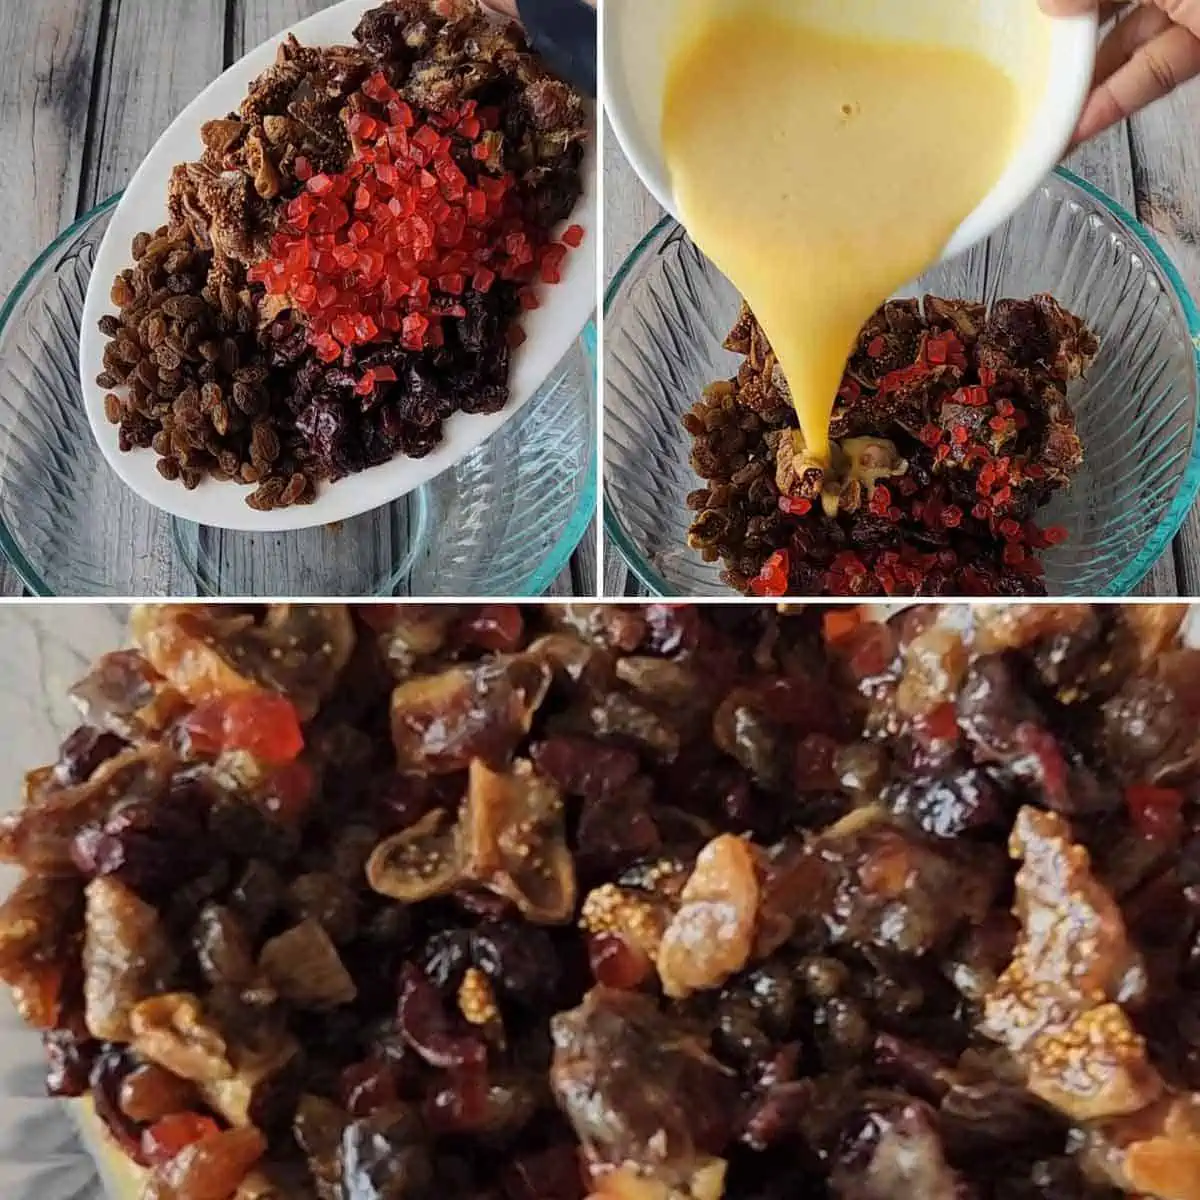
[0,197,596,598]
[604,167,1200,597]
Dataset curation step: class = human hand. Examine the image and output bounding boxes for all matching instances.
[1040,0,1200,144]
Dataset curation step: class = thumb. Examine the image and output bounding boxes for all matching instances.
[1152,0,1200,35]
[1039,0,1099,14]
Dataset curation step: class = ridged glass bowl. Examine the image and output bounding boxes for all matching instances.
[0,196,595,598]
[604,167,1200,597]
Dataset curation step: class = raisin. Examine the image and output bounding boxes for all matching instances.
[90,1048,147,1164]
[472,922,560,1007]
[44,1028,101,1098]
[54,726,127,785]
[529,737,640,799]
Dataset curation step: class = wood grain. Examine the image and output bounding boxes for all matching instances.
[0,0,107,596]
[1128,85,1200,596]
[232,0,329,56]
[71,0,227,596]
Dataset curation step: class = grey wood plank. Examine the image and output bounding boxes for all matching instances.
[73,0,227,596]
[0,2,104,299]
[571,517,598,596]
[232,0,329,56]
[1065,125,1180,597]
[545,564,576,596]
[1125,86,1200,597]
[603,118,665,287]
[0,0,107,596]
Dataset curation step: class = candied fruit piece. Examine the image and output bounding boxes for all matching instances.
[142,1112,221,1167]
[184,692,304,766]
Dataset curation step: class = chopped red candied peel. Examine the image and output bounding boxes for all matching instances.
[749,549,790,597]
[181,691,305,766]
[778,495,812,517]
[142,1113,222,1167]
[248,72,580,391]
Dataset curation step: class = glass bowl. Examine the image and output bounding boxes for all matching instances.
[0,197,595,598]
[604,167,1200,597]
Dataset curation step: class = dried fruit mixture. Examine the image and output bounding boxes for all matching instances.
[5,602,1200,1199]
[686,295,1098,596]
[97,0,588,510]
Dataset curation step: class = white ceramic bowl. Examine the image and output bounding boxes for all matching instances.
[604,0,1097,262]
[80,0,597,534]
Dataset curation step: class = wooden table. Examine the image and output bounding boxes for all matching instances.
[0,0,595,598]
[603,78,1200,596]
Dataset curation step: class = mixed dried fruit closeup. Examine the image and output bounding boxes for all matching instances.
[96,0,588,510]
[687,294,1096,596]
[4,603,1200,1200]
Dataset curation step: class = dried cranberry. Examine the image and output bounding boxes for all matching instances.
[794,734,840,792]
[871,1034,955,1104]
[741,1045,810,1151]
[502,1145,585,1200]
[376,772,461,832]
[587,934,653,990]
[43,1028,100,1098]
[90,1047,148,1164]
[397,963,487,1070]
[1126,784,1186,843]
[529,737,640,799]
[575,787,661,877]
[259,760,316,825]
[340,1059,400,1118]
[458,605,524,653]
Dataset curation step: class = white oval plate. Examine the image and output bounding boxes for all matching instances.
[80,0,597,533]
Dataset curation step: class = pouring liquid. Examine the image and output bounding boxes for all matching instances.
[662,5,1021,464]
